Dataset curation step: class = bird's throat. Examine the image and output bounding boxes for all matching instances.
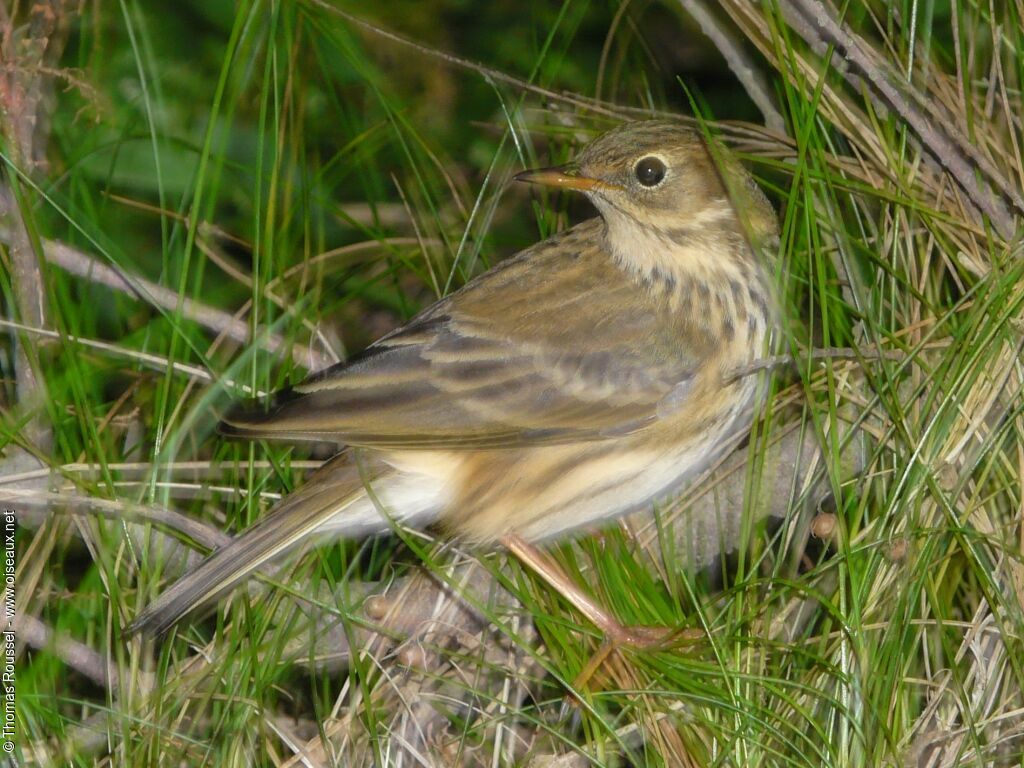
[602,206,748,296]
[601,207,774,365]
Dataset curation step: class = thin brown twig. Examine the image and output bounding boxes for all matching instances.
[311,0,802,164]
[0,488,232,551]
[0,459,322,486]
[0,318,266,396]
[727,345,905,383]
[0,229,331,370]
[6,611,117,690]
[305,0,671,122]
[0,1,70,438]
[675,0,786,133]
[779,0,1020,239]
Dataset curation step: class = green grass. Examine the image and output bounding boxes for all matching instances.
[4,0,1024,765]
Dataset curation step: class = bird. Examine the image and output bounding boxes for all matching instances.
[128,120,778,644]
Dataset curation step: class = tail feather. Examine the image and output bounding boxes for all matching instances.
[128,452,400,637]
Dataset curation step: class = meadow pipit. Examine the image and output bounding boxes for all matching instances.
[130,120,779,643]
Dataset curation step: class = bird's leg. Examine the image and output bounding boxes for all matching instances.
[501,533,672,649]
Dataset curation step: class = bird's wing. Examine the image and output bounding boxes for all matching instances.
[221,220,709,449]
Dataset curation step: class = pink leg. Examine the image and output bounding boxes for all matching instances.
[501,533,674,649]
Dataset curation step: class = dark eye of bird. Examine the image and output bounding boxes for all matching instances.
[634,156,667,187]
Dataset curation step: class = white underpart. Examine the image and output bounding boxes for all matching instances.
[542,413,754,568]
[524,406,749,542]
[528,446,710,541]
[308,387,754,544]
[313,454,454,537]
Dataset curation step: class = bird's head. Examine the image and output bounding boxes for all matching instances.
[516,121,776,254]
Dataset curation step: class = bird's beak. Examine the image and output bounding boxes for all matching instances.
[514,165,603,192]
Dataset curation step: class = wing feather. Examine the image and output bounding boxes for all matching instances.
[220,220,706,449]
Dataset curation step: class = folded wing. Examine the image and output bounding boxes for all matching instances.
[221,220,705,449]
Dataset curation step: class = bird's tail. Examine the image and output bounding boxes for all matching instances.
[127,451,427,637]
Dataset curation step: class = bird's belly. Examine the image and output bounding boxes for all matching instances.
[375,378,757,544]
[437,426,740,543]
[509,441,714,542]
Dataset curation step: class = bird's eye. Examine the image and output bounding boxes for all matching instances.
[634,156,667,187]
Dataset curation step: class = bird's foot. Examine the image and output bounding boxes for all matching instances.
[569,624,702,693]
[602,620,678,649]
[502,533,702,649]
